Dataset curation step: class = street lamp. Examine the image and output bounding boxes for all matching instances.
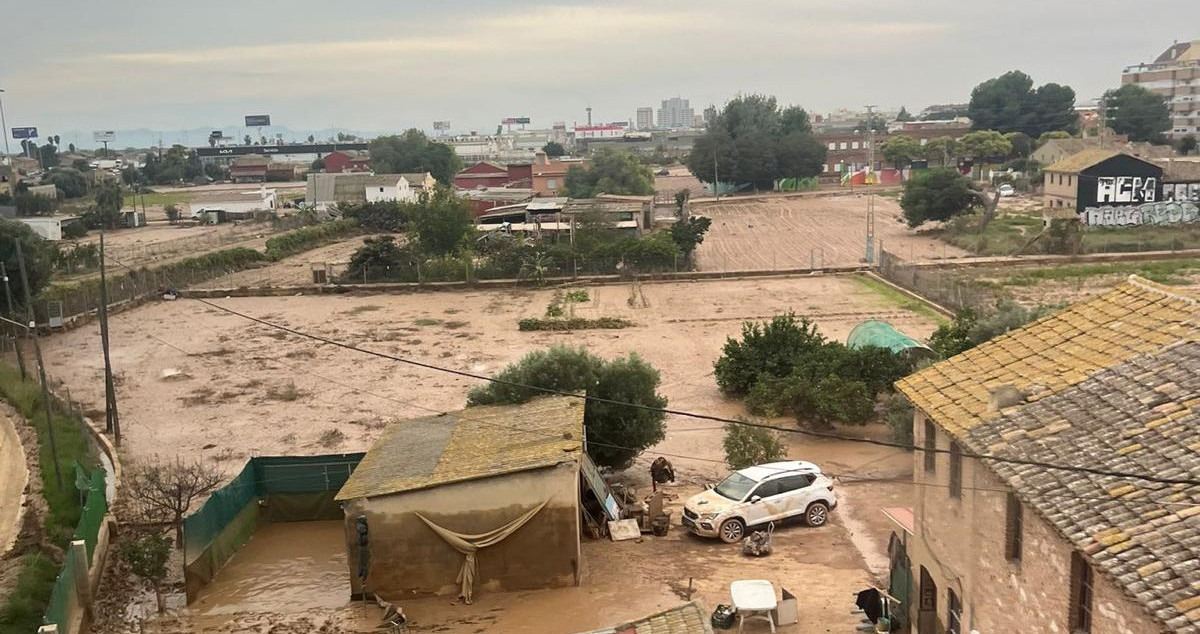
[0,88,9,160]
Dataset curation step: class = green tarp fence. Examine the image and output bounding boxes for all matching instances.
[43,466,107,632]
[182,453,364,600]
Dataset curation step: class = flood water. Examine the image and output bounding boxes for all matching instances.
[191,520,349,616]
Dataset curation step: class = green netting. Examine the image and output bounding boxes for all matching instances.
[43,541,80,631]
[847,320,937,361]
[253,454,363,495]
[75,468,108,562]
[183,460,257,564]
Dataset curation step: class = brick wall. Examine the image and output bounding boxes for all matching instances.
[909,410,1164,634]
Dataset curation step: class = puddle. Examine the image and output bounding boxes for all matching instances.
[191,520,349,615]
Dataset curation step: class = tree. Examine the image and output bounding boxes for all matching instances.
[959,130,1012,161]
[413,188,475,255]
[124,457,223,545]
[120,532,172,613]
[467,346,668,469]
[723,422,785,470]
[243,134,252,146]
[900,168,982,227]
[542,141,566,158]
[923,136,960,167]
[1004,132,1034,158]
[895,106,914,122]
[967,71,1078,137]
[880,135,923,169]
[685,94,826,187]
[164,203,180,224]
[310,157,325,172]
[0,219,55,303]
[345,235,417,279]
[67,142,76,153]
[93,180,124,230]
[669,215,712,265]
[1036,130,1073,146]
[929,301,1054,358]
[1104,84,1171,143]
[71,158,90,172]
[307,134,316,143]
[38,143,58,168]
[563,148,654,198]
[1180,135,1198,156]
[46,168,89,198]
[369,129,463,185]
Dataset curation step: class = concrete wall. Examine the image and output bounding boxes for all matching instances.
[342,462,580,600]
[908,410,1164,634]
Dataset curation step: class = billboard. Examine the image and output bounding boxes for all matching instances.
[93,130,116,142]
[11,127,37,139]
[501,117,531,125]
[433,121,451,131]
[245,115,271,127]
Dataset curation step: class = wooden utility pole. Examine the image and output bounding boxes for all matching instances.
[15,241,63,489]
[0,261,27,379]
[97,232,121,444]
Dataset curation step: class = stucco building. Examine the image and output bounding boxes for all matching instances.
[1042,149,1163,214]
[896,277,1200,634]
[1123,40,1200,140]
[335,396,585,601]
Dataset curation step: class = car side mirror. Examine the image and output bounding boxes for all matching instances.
[749,495,762,504]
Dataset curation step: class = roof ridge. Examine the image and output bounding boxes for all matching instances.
[1125,274,1200,305]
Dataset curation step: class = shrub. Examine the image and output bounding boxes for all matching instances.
[467,346,667,469]
[723,422,786,470]
[714,314,826,396]
[517,317,633,331]
[264,218,357,260]
[885,394,915,445]
[340,200,413,232]
[929,301,1055,358]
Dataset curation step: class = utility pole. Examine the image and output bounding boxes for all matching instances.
[97,232,121,445]
[713,152,720,201]
[0,89,9,159]
[864,105,878,265]
[15,241,63,489]
[0,262,28,379]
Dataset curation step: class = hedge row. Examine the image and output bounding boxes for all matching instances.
[264,219,358,260]
[517,317,634,331]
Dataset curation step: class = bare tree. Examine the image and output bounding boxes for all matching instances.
[124,457,222,546]
[968,187,1002,232]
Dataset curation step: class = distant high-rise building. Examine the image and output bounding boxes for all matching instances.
[636,107,654,130]
[657,97,694,129]
[1122,40,1200,140]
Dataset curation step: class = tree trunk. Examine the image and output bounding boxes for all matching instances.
[173,517,183,548]
[154,584,165,614]
[970,188,1002,232]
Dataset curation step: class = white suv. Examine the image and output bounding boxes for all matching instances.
[682,461,836,543]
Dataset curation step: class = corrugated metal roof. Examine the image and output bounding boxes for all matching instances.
[335,396,584,500]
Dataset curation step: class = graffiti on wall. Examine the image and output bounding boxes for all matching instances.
[1096,176,1158,204]
[1080,201,1200,227]
[1165,182,1200,203]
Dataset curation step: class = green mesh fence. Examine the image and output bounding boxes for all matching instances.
[182,453,363,600]
[43,467,105,631]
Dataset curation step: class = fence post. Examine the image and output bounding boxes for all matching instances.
[70,539,93,621]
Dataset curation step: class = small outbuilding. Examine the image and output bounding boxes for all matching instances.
[335,395,586,603]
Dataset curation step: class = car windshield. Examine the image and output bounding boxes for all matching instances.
[713,473,758,501]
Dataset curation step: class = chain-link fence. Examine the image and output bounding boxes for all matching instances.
[877,249,998,313]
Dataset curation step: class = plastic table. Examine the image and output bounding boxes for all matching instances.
[730,579,777,633]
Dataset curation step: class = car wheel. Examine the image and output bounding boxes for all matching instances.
[805,501,830,527]
[718,518,746,543]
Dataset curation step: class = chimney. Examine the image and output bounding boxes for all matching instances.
[987,384,1025,412]
[586,107,593,126]
[535,151,548,166]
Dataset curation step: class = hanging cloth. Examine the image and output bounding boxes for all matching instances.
[414,500,549,603]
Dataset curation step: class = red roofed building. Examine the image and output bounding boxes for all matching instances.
[324,150,372,174]
[453,161,511,189]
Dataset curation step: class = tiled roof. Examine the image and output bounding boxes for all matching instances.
[964,342,1200,633]
[896,277,1198,437]
[400,172,432,188]
[335,396,584,500]
[573,602,713,634]
[1044,148,1122,173]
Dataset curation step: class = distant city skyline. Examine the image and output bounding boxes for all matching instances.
[0,1,1190,142]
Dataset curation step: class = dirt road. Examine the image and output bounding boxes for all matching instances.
[693,195,967,271]
[0,409,27,556]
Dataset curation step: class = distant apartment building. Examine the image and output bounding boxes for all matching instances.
[636,107,654,130]
[1122,40,1200,140]
[657,97,694,129]
[703,105,716,125]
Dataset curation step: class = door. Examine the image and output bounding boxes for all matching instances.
[742,479,782,526]
[917,566,939,634]
[775,474,817,520]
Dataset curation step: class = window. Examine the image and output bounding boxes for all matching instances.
[839,142,848,150]
[947,589,963,634]
[776,474,815,493]
[751,480,782,499]
[851,141,860,149]
[949,441,962,498]
[828,142,836,150]
[1006,492,1023,562]
[1070,552,1094,632]
[546,178,557,189]
[923,419,936,472]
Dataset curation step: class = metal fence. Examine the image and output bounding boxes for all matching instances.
[877,248,997,313]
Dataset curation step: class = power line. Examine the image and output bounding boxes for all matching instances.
[181,296,1200,488]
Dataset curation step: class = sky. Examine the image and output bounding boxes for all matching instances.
[0,0,1194,144]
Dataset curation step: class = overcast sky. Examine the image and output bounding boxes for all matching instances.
[1,0,1193,138]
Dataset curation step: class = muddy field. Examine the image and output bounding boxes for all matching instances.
[692,194,968,271]
[42,275,930,633]
[73,220,279,271]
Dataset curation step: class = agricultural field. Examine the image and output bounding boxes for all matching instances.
[40,275,934,631]
[692,193,969,271]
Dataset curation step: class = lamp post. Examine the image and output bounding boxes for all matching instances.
[0,88,10,159]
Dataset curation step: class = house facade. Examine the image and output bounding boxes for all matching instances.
[323,150,372,174]
[531,152,588,196]
[1042,150,1164,223]
[1122,40,1200,140]
[896,278,1200,634]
